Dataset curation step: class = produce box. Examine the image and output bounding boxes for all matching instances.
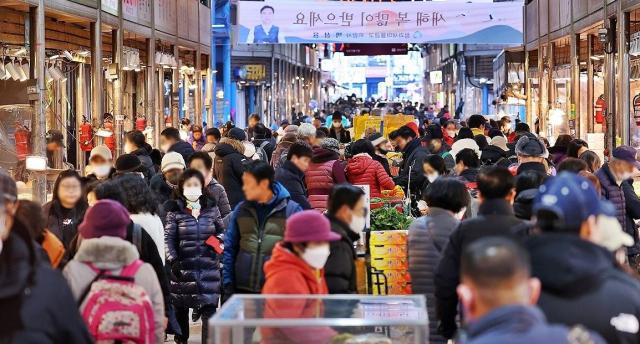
[372,281,412,295]
[369,230,408,245]
[371,256,408,271]
[370,244,407,259]
[380,269,411,285]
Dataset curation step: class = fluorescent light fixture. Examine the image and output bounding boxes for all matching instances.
[25,155,48,171]
[63,50,74,61]
[6,59,21,81]
[77,50,90,57]
[95,129,114,137]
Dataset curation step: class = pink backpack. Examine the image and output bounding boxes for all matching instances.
[80,260,155,344]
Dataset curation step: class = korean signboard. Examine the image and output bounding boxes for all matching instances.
[237,0,523,44]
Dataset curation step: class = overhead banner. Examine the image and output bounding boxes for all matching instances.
[339,44,408,56]
[237,0,523,45]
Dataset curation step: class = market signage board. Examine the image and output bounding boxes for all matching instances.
[237,0,523,44]
[340,43,408,56]
[430,71,443,84]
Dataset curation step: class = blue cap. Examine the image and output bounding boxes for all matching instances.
[533,172,615,228]
[612,145,640,169]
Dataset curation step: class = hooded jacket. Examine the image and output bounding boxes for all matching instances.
[435,199,529,339]
[0,222,93,344]
[222,183,302,294]
[394,139,429,195]
[275,160,312,210]
[324,215,360,294]
[206,177,232,223]
[480,145,508,166]
[130,146,156,180]
[271,133,297,170]
[164,197,224,309]
[261,243,336,344]
[63,236,164,343]
[169,140,195,162]
[213,138,247,209]
[526,234,640,344]
[149,172,175,207]
[346,154,395,198]
[408,208,459,344]
[513,188,538,220]
[465,305,604,344]
[305,146,347,212]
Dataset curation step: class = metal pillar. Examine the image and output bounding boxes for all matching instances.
[605,16,616,150]
[618,9,630,145]
[248,86,256,115]
[146,38,157,146]
[210,3,217,126]
[222,0,232,123]
[112,26,124,157]
[30,1,46,202]
[195,50,203,126]
[587,35,594,134]
[90,5,103,130]
[172,45,180,128]
[570,33,579,138]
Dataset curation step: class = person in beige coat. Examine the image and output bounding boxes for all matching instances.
[63,200,165,343]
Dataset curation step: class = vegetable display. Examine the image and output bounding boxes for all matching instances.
[370,206,413,231]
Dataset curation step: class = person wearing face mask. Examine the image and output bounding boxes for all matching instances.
[124,130,156,179]
[0,171,94,343]
[458,237,604,344]
[596,145,640,232]
[443,121,457,147]
[85,145,114,181]
[408,178,469,344]
[328,111,351,144]
[160,127,195,162]
[421,154,447,188]
[188,152,232,223]
[323,185,366,294]
[435,166,529,340]
[43,170,88,249]
[425,124,455,171]
[261,210,341,343]
[149,152,185,206]
[165,168,224,344]
[366,132,392,176]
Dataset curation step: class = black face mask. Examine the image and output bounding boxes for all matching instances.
[378,148,389,155]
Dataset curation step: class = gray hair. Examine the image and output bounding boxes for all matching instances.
[297,123,317,139]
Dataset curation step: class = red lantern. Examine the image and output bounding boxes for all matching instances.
[79,120,94,152]
[14,123,30,161]
[104,120,115,152]
[136,116,147,131]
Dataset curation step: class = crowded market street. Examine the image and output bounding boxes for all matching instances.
[2,0,640,343]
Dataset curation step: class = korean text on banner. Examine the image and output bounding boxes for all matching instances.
[237,0,523,45]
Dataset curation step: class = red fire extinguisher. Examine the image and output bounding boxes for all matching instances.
[595,95,606,124]
[103,115,115,153]
[14,122,30,161]
[79,117,94,152]
[136,115,147,131]
[165,116,173,127]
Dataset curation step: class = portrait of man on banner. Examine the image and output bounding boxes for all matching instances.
[246,5,285,43]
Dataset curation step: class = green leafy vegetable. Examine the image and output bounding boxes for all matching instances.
[370,205,413,231]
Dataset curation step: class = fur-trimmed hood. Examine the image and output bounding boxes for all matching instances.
[217,137,245,155]
[74,236,139,270]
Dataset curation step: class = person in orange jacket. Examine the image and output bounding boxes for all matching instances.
[261,210,341,344]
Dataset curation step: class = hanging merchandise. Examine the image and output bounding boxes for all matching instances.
[595,95,606,124]
[103,115,116,153]
[634,95,640,127]
[14,122,31,161]
[135,115,147,132]
[79,117,94,152]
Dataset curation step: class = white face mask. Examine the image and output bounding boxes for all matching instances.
[332,122,341,128]
[93,164,112,178]
[349,215,366,234]
[447,130,456,138]
[160,143,171,153]
[455,207,467,221]
[302,244,331,270]
[124,143,135,154]
[621,172,634,181]
[183,186,202,202]
[426,173,439,183]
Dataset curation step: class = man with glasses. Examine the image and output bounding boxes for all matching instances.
[324,184,366,294]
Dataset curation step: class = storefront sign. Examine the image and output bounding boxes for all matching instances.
[631,32,640,57]
[430,71,443,84]
[393,73,420,85]
[238,0,523,44]
[102,0,118,15]
[235,65,267,81]
[340,44,408,56]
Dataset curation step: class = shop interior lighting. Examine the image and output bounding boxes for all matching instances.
[21,59,29,81]
[0,61,5,80]
[63,50,74,61]
[5,58,21,81]
[549,108,566,126]
[16,58,28,82]
[25,155,47,172]
[77,50,90,57]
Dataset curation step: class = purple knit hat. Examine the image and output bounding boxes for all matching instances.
[79,200,130,239]
[284,211,341,243]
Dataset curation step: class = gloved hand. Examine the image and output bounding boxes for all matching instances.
[220,284,235,305]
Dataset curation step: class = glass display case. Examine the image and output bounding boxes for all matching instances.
[209,294,428,344]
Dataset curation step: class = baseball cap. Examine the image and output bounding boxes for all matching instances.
[533,172,615,229]
[612,145,640,169]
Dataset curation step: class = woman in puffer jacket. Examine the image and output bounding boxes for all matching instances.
[165,168,224,344]
[407,178,469,344]
[345,139,395,198]
[305,138,347,212]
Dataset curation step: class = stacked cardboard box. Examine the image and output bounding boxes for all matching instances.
[369,230,412,295]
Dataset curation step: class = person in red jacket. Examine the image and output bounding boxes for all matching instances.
[346,139,395,198]
[261,210,341,344]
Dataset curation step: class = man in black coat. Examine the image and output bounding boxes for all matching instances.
[160,127,195,162]
[324,185,364,294]
[435,166,528,339]
[253,123,276,164]
[526,172,640,344]
[623,179,640,270]
[0,173,93,343]
[149,151,185,207]
[275,142,312,210]
[213,128,248,209]
[392,125,429,196]
[124,130,156,179]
